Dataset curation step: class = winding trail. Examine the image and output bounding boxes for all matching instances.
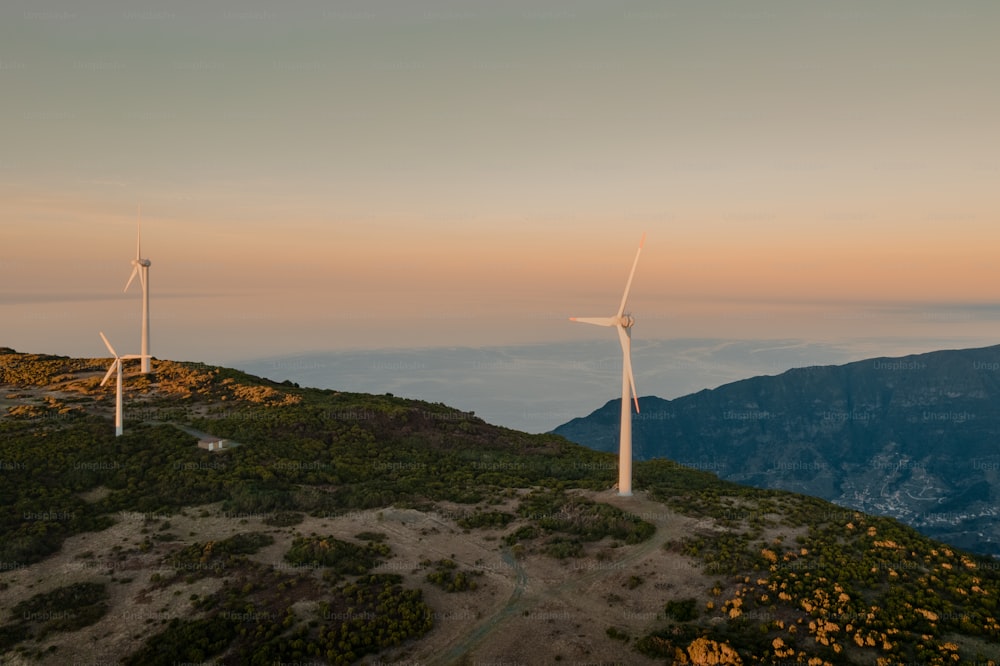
[429,491,680,665]
[431,548,529,666]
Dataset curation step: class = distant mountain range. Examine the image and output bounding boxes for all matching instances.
[554,345,1000,557]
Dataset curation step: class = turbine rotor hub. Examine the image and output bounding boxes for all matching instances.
[620,314,635,328]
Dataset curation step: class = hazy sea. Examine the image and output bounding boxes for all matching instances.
[233,337,991,433]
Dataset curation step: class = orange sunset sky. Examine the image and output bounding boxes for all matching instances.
[2,1,999,366]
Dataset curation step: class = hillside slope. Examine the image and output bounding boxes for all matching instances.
[2,349,999,665]
[554,345,1000,557]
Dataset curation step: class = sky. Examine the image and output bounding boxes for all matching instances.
[2,1,1000,429]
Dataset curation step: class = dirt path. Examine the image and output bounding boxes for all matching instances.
[156,421,243,447]
[424,490,694,665]
[430,547,528,666]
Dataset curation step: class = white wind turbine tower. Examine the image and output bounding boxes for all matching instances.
[124,209,152,374]
[99,332,148,437]
[570,233,645,496]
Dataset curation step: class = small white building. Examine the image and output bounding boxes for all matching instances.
[198,438,228,452]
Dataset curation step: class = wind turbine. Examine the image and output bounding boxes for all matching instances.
[99,332,148,437]
[124,208,152,374]
[570,233,645,496]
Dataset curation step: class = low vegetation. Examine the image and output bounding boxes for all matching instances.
[0,582,108,656]
[502,487,656,558]
[3,349,1000,665]
[284,535,390,579]
[422,558,480,592]
[632,460,1000,664]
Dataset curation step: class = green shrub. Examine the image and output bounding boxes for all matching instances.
[664,597,699,622]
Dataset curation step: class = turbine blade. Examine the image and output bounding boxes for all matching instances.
[124,265,138,292]
[617,325,640,413]
[100,360,118,387]
[99,331,119,359]
[136,207,142,260]
[616,233,646,318]
[569,316,617,327]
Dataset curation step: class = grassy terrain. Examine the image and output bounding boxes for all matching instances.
[2,349,999,665]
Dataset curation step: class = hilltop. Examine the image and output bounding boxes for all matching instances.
[554,345,1000,557]
[1,348,999,665]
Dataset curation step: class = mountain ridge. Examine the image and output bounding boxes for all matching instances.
[553,344,1000,557]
